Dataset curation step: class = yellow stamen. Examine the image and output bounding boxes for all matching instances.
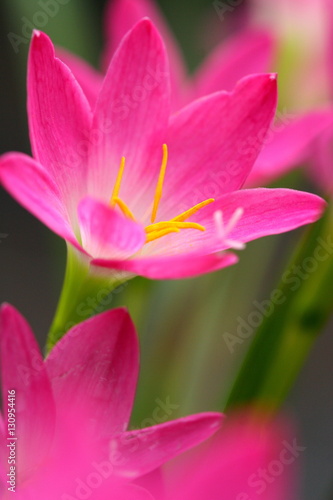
[151,144,168,223]
[171,198,215,222]
[108,149,216,247]
[146,227,180,243]
[114,197,136,221]
[145,221,205,233]
[110,156,126,207]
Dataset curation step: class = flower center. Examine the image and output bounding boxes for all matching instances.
[110,144,215,243]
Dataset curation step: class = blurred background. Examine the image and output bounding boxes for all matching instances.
[0,0,333,498]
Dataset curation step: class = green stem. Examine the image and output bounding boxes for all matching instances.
[46,245,129,352]
[225,203,333,413]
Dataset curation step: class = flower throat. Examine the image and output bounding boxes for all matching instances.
[110,144,214,243]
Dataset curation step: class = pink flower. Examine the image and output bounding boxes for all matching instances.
[137,413,298,499]
[0,304,222,499]
[0,22,326,280]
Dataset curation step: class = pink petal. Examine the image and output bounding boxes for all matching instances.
[160,74,277,215]
[192,30,275,99]
[87,19,170,219]
[140,188,325,258]
[104,0,186,109]
[92,251,238,280]
[111,413,223,479]
[20,463,155,500]
[78,197,145,260]
[28,30,92,218]
[246,109,333,187]
[193,188,326,252]
[0,305,55,480]
[167,414,295,500]
[0,153,81,251]
[56,47,103,108]
[45,308,139,440]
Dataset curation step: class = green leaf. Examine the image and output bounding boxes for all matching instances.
[225,203,333,413]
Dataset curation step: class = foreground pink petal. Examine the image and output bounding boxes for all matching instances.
[0,306,223,498]
[104,0,187,108]
[0,153,81,251]
[87,19,170,211]
[190,188,326,253]
[161,74,277,211]
[132,189,325,260]
[92,251,238,280]
[78,197,145,260]
[28,30,92,219]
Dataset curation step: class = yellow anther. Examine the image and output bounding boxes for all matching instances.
[171,198,215,222]
[110,156,126,207]
[146,227,180,243]
[114,197,136,221]
[145,221,205,233]
[151,144,168,223]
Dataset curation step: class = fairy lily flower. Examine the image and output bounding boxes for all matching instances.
[0,22,326,345]
[0,304,223,499]
[137,413,296,499]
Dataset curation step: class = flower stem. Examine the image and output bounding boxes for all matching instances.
[46,245,129,353]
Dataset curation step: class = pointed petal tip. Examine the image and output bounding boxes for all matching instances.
[30,29,55,57]
[125,16,165,47]
[239,72,277,86]
[95,306,131,325]
[0,302,15,321]
[132,16,157,31]
[31,29,49,44]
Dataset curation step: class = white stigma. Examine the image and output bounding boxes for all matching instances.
[214,207,246,251]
